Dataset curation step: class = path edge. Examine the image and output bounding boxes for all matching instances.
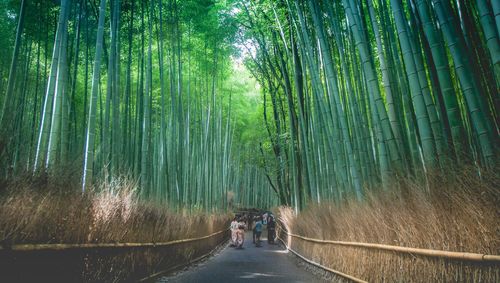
[138,239,229,282]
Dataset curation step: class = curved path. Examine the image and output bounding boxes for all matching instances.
[157,231,328,283]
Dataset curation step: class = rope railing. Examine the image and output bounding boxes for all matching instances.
[0,229,229,252]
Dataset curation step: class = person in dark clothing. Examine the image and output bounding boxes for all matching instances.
[267,216,276,244]
[251,215,257,243]
[247,214,254,241]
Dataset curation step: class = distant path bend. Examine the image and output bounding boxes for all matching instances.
[157,231,328,283]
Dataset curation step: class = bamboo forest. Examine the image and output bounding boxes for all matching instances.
[0,0,498,282]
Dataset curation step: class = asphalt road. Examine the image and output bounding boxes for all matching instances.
[157,231,328,283]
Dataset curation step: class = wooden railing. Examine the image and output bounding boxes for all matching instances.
[0,229,228,252]
[283,231,500,262]
[277,224,500,282]
[0,228,230,282]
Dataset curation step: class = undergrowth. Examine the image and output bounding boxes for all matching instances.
[278,167,499,282]
[0,171,230,282]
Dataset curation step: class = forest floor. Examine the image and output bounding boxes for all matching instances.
[157,231,329,283]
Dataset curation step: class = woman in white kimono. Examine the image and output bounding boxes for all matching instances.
[230,217,239,246]
[236,220,246,249]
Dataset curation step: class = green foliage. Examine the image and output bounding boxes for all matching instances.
[2,0,496,212]
[236,0,499,209]
[0,0,274,211]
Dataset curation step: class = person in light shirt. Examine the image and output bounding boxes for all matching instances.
[235,218,246,249]
[230,216,239,247]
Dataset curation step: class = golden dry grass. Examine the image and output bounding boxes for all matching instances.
[277,167,499,282]
[0,172,230,282]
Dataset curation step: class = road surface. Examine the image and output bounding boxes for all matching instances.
[157,231,328,283]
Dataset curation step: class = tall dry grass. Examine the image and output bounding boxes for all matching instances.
[278,167,499,282]
[0,172,230,282]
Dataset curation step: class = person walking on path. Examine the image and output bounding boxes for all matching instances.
[230,217,239,247]
[247,213,254,235]
[254,216,263,247]
[267,215,276,244]
[251,215,257,243]
[236,218,246,249]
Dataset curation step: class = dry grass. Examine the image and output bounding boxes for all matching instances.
[277,167,500,282]
[0,172,230,282]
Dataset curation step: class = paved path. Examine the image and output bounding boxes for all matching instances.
[157,231,328,283]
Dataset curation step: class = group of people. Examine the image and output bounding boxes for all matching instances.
[230,212,276,249]
[230,217,246,249]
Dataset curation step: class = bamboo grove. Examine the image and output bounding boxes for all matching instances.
[0,0,280,211]
[237,0,499,209]
[1,0,498,212]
